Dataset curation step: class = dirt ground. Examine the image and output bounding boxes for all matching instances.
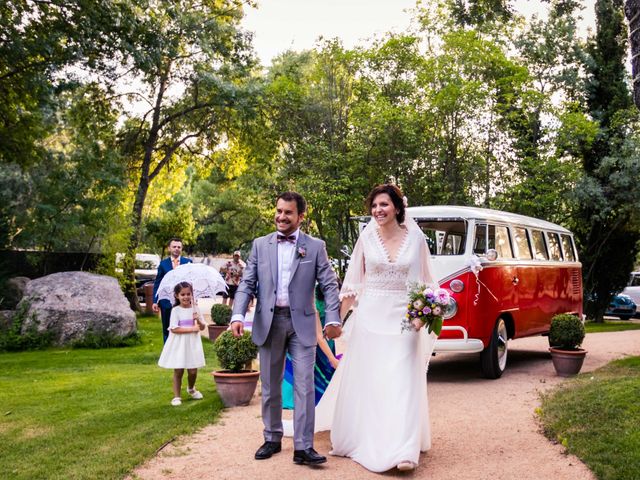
[130,330,640,480]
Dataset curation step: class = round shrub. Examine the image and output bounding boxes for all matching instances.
[549,314,585,350]
[212,330,258,372]
[210,303,232,326]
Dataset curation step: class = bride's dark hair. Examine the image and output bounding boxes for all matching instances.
[366,184,405,224]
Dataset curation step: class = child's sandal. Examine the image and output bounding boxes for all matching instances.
[187,388,203,400]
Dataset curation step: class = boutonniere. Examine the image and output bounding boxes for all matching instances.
[297,246,306,258]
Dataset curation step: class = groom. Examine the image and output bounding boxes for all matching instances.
[231,191,342,465]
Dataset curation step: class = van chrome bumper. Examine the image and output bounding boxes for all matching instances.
[434,326,485,353]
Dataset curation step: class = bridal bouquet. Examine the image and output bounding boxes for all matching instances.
[401,283,449,335]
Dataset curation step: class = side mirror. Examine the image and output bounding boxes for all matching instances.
[486,249,498,261]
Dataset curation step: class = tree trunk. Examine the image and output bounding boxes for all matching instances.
[625,0,640,109]
[122,65,169,311]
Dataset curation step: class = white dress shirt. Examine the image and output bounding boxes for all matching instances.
[275,229,299,307]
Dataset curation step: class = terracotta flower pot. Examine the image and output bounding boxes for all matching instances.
[549,347,587,377]
[208,324,228,342]
[212,370,259,407]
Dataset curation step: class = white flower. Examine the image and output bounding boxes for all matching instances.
[402,196,409,207]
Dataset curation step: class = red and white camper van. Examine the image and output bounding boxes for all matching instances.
[408,206,583,379]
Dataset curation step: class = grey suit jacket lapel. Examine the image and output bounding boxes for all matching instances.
[268,232,278,287]
[289,232,306,280]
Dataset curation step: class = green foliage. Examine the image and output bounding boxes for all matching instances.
[549,314,586,350]
[539,356,640,480]
[210,303,232,326]
[191,157,274,254]
[585,320,640,333]
[212,330,258,372]
[144,169,200,253]
[71,331,142,349]
[447,0,514,28]
[0,301,53,352]
[0,315,223,480]
[571,0,640,322]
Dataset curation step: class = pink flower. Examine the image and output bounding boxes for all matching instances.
[433,306,442,316]
[422,306,432,315]
[297,247,306,258]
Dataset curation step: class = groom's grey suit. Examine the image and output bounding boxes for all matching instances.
[232,231,340,450]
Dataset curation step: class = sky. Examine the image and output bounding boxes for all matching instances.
[242,0,596,65]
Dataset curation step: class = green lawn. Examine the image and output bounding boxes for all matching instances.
[539,356,640,480]
[0,315,223,480]
[585,320,640,333]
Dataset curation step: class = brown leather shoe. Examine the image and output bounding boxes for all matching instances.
[255,441,282,460]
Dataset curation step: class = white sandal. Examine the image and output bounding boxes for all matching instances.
[397,461,417,471]
[187,388,203,400]
[171,397,182,406]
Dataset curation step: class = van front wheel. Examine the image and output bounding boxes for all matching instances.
[480,318,508,379]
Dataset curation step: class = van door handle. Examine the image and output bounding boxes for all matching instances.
[512,276,519,285]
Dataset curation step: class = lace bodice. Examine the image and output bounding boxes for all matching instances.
[340,221,436,299]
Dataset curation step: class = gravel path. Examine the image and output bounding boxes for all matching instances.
[130,330,640,479]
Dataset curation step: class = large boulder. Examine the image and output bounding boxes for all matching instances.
[18,271,136,346]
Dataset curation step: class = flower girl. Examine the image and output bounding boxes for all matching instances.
[158,282,206,406]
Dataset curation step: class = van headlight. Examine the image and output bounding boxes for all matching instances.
[443,297,458,319]
[450,279,464,292]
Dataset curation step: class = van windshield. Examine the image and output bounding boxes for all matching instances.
[417,220,467,255]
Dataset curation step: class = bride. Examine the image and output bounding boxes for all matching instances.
[315,183,438,472]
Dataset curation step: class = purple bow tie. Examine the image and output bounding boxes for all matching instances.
[277,234,296,244]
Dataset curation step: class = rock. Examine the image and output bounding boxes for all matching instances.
[3,276,30,309]
[18,271,136,346]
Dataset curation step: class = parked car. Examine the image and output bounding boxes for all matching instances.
[605,294,637,320]
[115,253,161,303]
[620,271,640,317]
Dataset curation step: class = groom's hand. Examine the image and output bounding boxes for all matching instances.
[324,324,342,340]
[230,320,244,337]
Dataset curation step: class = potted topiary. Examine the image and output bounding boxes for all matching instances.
[212,330,259,406]
[548,313,587,377]
[208,303,232,342]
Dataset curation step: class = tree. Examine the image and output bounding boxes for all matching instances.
[264,44,369,257]
[492,0,587,222]
[0,1,138,249]
[114,0,258,309]
[572,0,640,321]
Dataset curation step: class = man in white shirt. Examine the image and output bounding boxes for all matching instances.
[231,192,341,466]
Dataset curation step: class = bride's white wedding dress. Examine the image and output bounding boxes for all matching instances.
[314,219,438,472]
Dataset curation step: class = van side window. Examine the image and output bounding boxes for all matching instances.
[560,234,576,262]
[513,227,532,260]
[530,230,549,260]
[546,232,563,261]
[418,220,467,256]
[442,232,466,255]
[474,224,487,254]
[488,225,513,259]
[631,274,640,287]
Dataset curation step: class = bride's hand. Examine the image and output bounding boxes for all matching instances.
[411,318,425,331]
